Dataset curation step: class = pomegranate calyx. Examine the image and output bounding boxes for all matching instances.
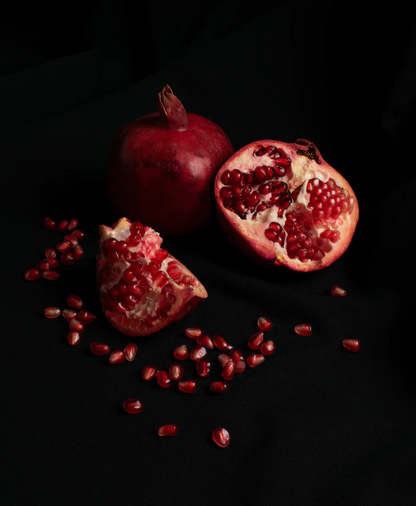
[157,84,188,131]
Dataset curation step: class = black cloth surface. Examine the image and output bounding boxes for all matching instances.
[2,2,416,505]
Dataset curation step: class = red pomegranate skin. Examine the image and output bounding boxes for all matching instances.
[107,85,234,236]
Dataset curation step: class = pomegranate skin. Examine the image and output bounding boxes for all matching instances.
[214,139,359,272]
[107,85,234,236]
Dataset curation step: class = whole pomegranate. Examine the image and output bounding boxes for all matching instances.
[214,139,359,272]
[96,218,207,336]
[107,85,234,236]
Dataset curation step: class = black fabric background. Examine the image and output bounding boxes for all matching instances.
[2,2,416,505]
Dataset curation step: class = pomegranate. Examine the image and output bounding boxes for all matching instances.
[96,217,207,336]
[214,139,359,271]
[107,84,234,236]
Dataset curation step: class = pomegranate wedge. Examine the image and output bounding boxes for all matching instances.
[96,218,207,336]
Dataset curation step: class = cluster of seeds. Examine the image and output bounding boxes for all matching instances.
[24,217,85,281]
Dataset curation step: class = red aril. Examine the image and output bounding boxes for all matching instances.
[343,339,361,352]
[109,350,126,364]
[69,319,85,333]
[72,229,85,241]
[212,427,230,448]
[168,364,184,381]
[213,334,233,350]
[61,251,75,265]
[189,345,207,361]
[68,218,79,231]
[67,331,81,346]
[222,360,235,381]
[73,244,84,260]
[234,360,246,373]
[248,331,264,350]
[124,343,138,361]
[173,345,188,361]
[24,268,41,280]
[294,324,312,336]
[332,285,347,297]
[158,424,179,437]
[44,307,61,319]
[142,365,157,381]
[122,398,143,414]
[178,380,197,394]
[67,295,84,309]
[210,382,228,394]
[45,247,57,259]
[215,139,359,272]
[229,350,244,362]
[47,258,59,268]
[196,359,211,377]
[186,327,203,339]
[42,270,60,280]
[107,84,234,236]
[247,353,265,368]
[62,308,77,321]
[196,334,214,349]
[44,217,56,230]
[156,370,171,388]
[77,309,96,324]
[257,316,273,331]
[57,219,69,232]
[96,218,207,336]
[260,340,276,355]
[218,354,231,367]
[91,342,111,355]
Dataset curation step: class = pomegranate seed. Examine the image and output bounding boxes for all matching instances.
[294,324,312,336]
[213,334,233,351]
[196,334,214,349]
[77,309,95,324]
[45,247,57,259]
[56,241,72,253]
[218,354,231,367]
[62,308,77,321]
[24,267,41,280]
[142,365,157,381]
[196,359,211,377]
[186,327,203,339]
[64,234,78,247]
[67,218,79,231]
[173,344,188,361]
[234,360,246,373]
[156,370,171,388]
[168,364,184,381]
[73,244,84,260]
[167,263,182,280]
[222,360,235,381]
[69,318,85,333]
[47,258,59,268]
[248,331,264,350]
[67,295,84,309]
[72,229,85,241]
[212,427,230,448]
[109,350,125,364]
[178,380,197,394]
[67,331,81,346]
[61,251,75,265]
[122,398,143,414]
[90,342,110,355]
[255,166,267,183]
[331,285,347,297]
[44,307,61,319]
[343,339,361,352]
[189,345,207,361]
[229,350,244,362]
[57,219,69,232]
[257,316,273,332]
[158,424,179,437]
[124,343,138,362]
[36,260,49,271]
[260,340,276,355]
[210,382,228,394]
[44,217,56,230]
[247,353,265,368]
[42,270,60,280]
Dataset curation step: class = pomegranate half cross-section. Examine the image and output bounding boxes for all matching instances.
[96,218,207,336]
[214,139,359,272]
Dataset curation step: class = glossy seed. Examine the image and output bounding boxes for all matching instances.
[62,308,77,321]
[44,307,61,319]
[124,343,138,362]
[56,241,72,253]
[44,217,57,230]
[109,350,126,364]
[246,353,265,368]
[343,339,361,352]
[212,427,230,448]
[210,382,229,394]
[73,244,84,260]
[189,345,207,361]
[294,324,312,336]
[257,316,273,331]
[196,359,211,377]
[213,334,233,351]
[42,270,60,280]
[77,309,96,324]
[218,354,231,367]
[158,424,179,437]
[173,344,188,361]
[45,247,57,259]
[196,334,214,349]
[67,218,79,231]
[168,364,184,381]
[186,327,203,339]
[69,318,85,333]
[122,398,143,414]
[90,342,110,355]
[331,285,347,297]
[234,360,246,373]
[142,365,157,381]
[24,267,41,280]
[229,350,244,362]
[260,340,276,355]
[57,219,69,232]
[67,331,81,346]
[178,380,197,394]
[156,370,171,388]
[222,360,235,381]
[248,331,264,350]
[67,295,84,309]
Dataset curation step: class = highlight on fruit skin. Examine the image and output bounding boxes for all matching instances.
[96,217,208,337]
[214,139,359,272]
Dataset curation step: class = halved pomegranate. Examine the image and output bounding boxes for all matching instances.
[214,139,359,271]
[96,218,207,336]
